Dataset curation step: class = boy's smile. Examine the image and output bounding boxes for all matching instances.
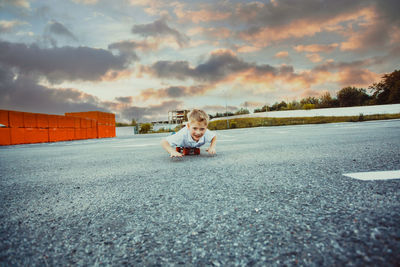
[187,120,207,142]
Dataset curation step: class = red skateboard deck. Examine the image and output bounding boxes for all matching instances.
[176,147,200,156]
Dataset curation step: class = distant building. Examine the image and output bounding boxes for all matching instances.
[168,110,189,124]
[149,110,190,131]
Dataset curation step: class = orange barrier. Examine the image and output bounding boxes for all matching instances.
[9,111,24,128]
[23,112,37,128]
[0,128,11,145]
[0,110,116,146]
[0,110,10,127]
[37,114,49,128]
[25,128,49,143]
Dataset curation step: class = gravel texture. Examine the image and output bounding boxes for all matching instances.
[1,120,399,266]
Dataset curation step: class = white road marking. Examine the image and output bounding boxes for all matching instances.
[343,170,400,181]
[112,143,158,148]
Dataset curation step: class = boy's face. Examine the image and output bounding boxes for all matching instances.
[187,120,207,142]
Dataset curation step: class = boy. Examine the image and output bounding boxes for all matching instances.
[161,109,217,157]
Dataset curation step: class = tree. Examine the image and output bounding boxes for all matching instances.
[300,96,319,107]
[254,105,268,113]
[270,101,287,111]
[235,108,250,115]
[131,119,137,126]
[369,70,400,104]
[336,87,370,107]
[318,92,338,108]
[139,123,152,134]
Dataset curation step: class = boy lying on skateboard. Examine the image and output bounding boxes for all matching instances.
[161,109,217,158]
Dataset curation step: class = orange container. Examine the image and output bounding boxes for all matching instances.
[74,128,87,140]
[49,128,68,142]
[87,128,97,139]
[73,117,80,128]
[36,114,49,128]
[0,110,9,127]
[10,128,26,144]
[65,117,75,128]
[48,115,58,128]
[56,116,68,128]
[97,125,109,138]
[23,112,37,128]
[9,111,24,128]
[66,128,75,140]
[24,128,49,143]
[82,118,91,128]
[0,128,11,145]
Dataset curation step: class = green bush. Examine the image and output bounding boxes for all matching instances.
[139,123,152,134]
[230,120,237,128]
[303,104,316,110]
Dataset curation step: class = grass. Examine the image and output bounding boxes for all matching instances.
[207,113,400,131]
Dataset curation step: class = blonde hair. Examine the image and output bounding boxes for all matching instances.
[187,109,210,125]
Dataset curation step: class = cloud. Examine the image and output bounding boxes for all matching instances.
[174,4,231,24]
[71,0,98,5]
[0,41,132,83]
[108,39,160,61]
[144,50,323,90]
[115,96,133,104]
[339,18,398,52]
[236,45,261,53]
[0,0,30,9]
[120,100,184,122]
[139,85,210,100]
[131,17,189,47]
[0,20,26,34]
[128,0,169,16]
[311,58,382,87]
[306,53,323,63]
[46,21,77,41]
[294,43,339,53]
[234,0,370,28]
[147,49,275,82]
[0,65,107,115]
[275,51,289,58]
[188,27,231,40]
[240,101,265,108]
[0,64,179,122]
[235,1,376,47]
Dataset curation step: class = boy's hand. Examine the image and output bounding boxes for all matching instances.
[206,147,216,155]
[170,150,183,158]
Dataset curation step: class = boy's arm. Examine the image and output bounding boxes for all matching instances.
[206,135,217,155]
[161,139,182,157]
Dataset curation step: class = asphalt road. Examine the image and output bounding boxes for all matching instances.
[1,120,399,266]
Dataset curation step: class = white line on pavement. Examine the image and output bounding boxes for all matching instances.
[343,170,400,181]
[112,143,158,148]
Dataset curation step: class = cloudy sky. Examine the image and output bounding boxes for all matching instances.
[1,0,399,122]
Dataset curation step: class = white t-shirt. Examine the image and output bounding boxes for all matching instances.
[165,126,216,148]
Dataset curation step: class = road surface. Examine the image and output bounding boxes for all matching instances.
[1,120,399,265]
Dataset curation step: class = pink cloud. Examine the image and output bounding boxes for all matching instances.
[174,4,231,24]
[238,7,376,47]
[275,51,289,58]
[236,45,261,53]
[306,54,323,63]
[294,43,339,53]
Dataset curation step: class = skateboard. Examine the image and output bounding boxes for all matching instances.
[176,147,200,156]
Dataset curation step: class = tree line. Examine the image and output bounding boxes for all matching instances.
[211,69,400,118]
